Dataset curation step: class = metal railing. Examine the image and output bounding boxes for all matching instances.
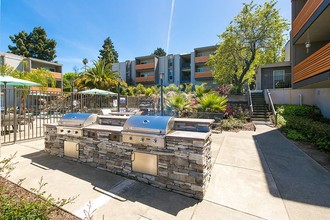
[1,88,118,145]
[246,83,253,117]
[266,89,277,126]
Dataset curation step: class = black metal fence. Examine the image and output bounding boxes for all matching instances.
[0,88,117,144]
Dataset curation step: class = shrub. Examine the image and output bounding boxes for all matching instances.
[221,116,244,130]
[275,104,322,119]
[277,114,330,151]
[287,130,307,141]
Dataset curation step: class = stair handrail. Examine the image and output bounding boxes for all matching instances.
[246,83,253,115]
[266,89,277,126]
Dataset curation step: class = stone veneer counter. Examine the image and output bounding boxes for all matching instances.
[45,116,214,199]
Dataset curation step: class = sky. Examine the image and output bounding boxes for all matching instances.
[0,0,291,74]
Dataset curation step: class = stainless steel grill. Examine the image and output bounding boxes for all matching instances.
[122,115,174,147]
[57,113,97,137]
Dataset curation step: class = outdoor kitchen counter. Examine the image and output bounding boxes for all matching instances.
[174,118,215,124]
[84,124,123,132]
[167,130,211,141]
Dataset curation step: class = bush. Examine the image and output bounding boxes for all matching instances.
[0,156,77,219]
[276,106,330,151]
[221,116,245,130]
[287,130,307,141]
[276,104,322,120]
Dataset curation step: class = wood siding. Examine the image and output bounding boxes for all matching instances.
[30,87,62,93]
[195,56,209,63]
[135,63,154,70]
[135,76,155,83]
[293,42,330,83]
[52,72,62,79]
[292,0,324,37]
[195,71,213,78]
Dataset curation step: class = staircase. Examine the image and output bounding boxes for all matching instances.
[251,92,270,122]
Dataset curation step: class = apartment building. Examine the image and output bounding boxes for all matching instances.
[0,52,63,93]
[291,0,330,117]
[112,45,217,87]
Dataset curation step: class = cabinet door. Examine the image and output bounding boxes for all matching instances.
[132,152,158,176]
[64,141,79,158]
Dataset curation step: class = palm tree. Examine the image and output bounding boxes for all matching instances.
[196,93,227,113]
[82,58,88,72]
[195,83,210,98]
[165,92,192,117]
[76,60,119,91]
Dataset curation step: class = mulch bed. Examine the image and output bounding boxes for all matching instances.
[0,177,80,220]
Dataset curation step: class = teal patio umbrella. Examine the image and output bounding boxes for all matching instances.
[0,75,41,114]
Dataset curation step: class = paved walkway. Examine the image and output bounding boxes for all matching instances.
[0,125,329,220]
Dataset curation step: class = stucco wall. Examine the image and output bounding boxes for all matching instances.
[315,88,330,118]
[266,88,330,119]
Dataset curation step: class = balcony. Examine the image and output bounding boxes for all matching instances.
[292,0,324,37]
[31,68,62,79]
[136,76,155,83]
[195,71,213,79]
[30,87,62,93]
[293,42,330,83]
[52,72,62,79]
[195,56,209,64]
[136,63,154,71]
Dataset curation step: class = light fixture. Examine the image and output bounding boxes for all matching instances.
[116,75,121,112]
[305,30,311,54]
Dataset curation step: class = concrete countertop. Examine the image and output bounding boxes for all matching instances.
[166,130,211,141]
[174,118,215,124]
[97,115,130,120]
[84,124,123,132]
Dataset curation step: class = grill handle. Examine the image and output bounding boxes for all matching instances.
[76,143,79,151]
[131,152,135,162]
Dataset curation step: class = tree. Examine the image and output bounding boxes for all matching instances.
[75,60,119,91]
[152,48,166,56]
[82,58,88,72]
[63,72,80,92]
[196,93,227,113]
[165,92,192,117]
[8,27,57,61]
[98,37,118,66]
[208,0,289,93]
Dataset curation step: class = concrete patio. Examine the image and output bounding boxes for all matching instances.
[0,125,329,220]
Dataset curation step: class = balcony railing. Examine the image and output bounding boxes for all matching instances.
[30,87,62,93]
[32,68,62,79]
[195,56,209,64]
[292,0,324,37]
[293,42,330,83]
[195,71,213,78]
[136,76,155,83]
[52,72,62,79]
[135,63,154,70]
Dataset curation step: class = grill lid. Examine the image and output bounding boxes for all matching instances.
[123,115,174,135]
[58,113,97,127]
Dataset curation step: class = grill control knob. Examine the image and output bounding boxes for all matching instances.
[67,130,71,133]
[60,129,64,132]
[75,131,79,134]
[129,136,133,140]
[154,138,157,143]
[140,137,145,142]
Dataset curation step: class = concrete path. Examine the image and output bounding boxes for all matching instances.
[0,125,329,220]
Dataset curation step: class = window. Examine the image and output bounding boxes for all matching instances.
[169,59,173,67]
[273,70,285,88]
[197,68,204,72]
[169,70,173,80]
